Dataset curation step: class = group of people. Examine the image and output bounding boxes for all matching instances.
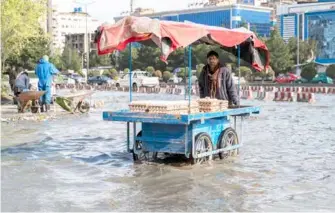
[14,55,59,112]
[13,50,238,113]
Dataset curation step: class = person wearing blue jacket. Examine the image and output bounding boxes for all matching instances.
[35,55,59,112]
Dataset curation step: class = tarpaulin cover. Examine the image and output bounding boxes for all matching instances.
[95,16,269,71]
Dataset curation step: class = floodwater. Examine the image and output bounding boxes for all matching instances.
[1,91,335,212]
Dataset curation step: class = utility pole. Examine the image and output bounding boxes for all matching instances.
[296,13,300,75]
[74,0,95,83]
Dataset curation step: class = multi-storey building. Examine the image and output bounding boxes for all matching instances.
[277,2,335,64]
[115,3,273,37]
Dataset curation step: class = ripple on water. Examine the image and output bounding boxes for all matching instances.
[1,92,335,211]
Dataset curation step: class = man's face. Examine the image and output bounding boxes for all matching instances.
[207,55,219,68]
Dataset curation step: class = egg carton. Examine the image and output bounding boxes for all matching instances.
[197,98,229,112]
[129,100,199,114]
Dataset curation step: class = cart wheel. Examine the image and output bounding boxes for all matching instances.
[133,131,158,162]
[78,101,90,113]
[218,127,239,159]
[191,133,213,164]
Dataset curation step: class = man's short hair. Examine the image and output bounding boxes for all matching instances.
[207,50,219,58]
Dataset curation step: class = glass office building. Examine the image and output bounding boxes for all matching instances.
[277,2,335,64]
[115,4,273,37]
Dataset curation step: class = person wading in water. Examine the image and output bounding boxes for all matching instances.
[198,50,239,106]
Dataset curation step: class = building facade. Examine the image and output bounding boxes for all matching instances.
[115,4,273,37]
[277,2,335,64]
[44,2,100,52]
[64,33,95,53]
[51,9,100,51]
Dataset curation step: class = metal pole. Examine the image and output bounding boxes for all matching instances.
[184,48,187,100]
[129,44,133,102]
[188,46,192,112]
[296,13,300,75]
[238,45,241,108]
[129,0,133,102]
[85,4,89,83]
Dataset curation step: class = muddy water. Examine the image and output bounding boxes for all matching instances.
[2,92,335,211]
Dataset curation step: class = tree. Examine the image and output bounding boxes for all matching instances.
[288,38,317,65]
[239,20,249,29]
[118,47,138,70]
[89,51,111,68]
[239,66,253,79]
[50,48,64,70]
[265,28,294,74]
[153,70,162,78]
[146,66,155,75]
[1,0,47,70]
[124,68,129,73]
[162,71,172,82]
[196,64,205,78]
[326,64,335,79]
[5,30,52,70]
[135,45,161,69]
[301,63,317,81]
[61,47,82,72]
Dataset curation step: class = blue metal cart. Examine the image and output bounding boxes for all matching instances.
[103,105,259,163]
[100,22,262,163]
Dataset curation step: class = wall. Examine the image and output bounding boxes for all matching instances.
[305,11,335,64]
[232,8,271,36]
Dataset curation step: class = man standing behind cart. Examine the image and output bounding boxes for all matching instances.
[198,50,239,106]
[35,55,59,112]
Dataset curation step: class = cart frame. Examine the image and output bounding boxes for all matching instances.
[98,17,265,162]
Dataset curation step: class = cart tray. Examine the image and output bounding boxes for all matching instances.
[18,91,46,102]
[103,105,260,124]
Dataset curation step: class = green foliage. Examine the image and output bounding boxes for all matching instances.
[177,68,189,78]
[153,70,162,78]
[1,0,47,68]
[89,51,111,67]
[162,71,172,82]
[326,64,335,79]
[124,68,129,73]
[265,28,294,74]
[135,46,160,70]
[288,38,317,65]
[50,48,64,70]
[301,63,317,81]
[196,64,205,78]
[117,47,138,70]
[146,66,155,75]
[61,47,82,72]
[88,70,101,77]
[239,66,253,78]
[103,68,118,78]
[239,20,249,28]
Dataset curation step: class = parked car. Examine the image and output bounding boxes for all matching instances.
[296,73,333,84]
[87,75,113,85]
[115,71,159,90]
[274,73,298,84]
[69,73,86,84]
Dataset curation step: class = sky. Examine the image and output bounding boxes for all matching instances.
[54,0,192,23]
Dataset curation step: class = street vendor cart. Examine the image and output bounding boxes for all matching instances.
[95,16,269,163]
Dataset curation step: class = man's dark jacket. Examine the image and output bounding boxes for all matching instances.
[198,65,239,105]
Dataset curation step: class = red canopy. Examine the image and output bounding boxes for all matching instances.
[95,16,269,71]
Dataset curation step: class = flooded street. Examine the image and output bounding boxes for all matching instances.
[2,91,335,212]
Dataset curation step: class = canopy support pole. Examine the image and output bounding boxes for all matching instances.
[237,45,241,108]
[129,43,133,102]
[184,48,187,100]
[188,46,192,113]
[127,43,133,153]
